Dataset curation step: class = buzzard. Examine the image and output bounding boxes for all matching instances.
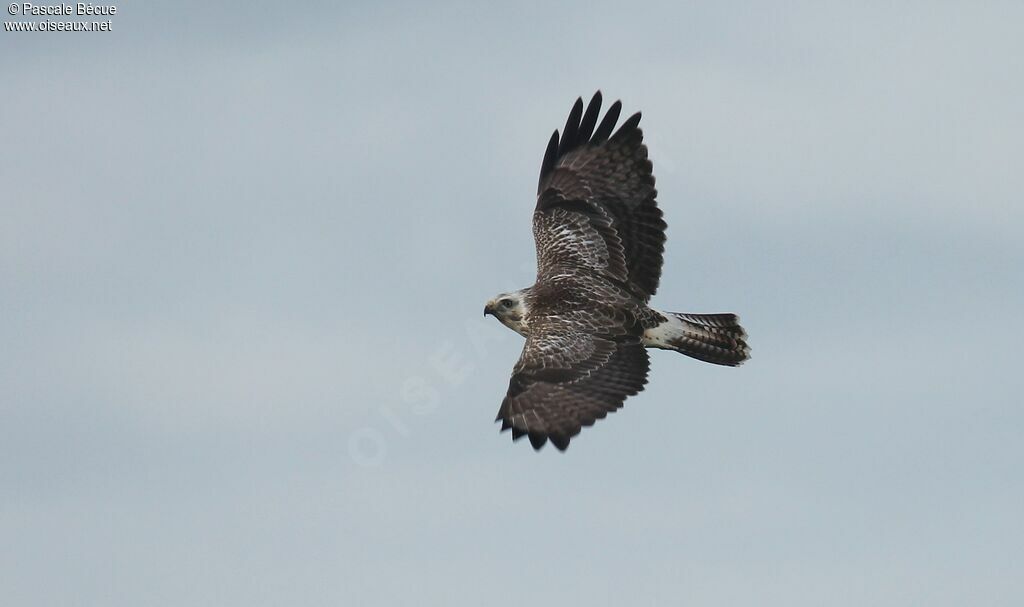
[484,92,750,451]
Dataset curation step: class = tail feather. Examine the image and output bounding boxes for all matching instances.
[644,312,750,366]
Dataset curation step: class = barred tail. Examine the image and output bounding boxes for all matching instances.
[643,312,750,367]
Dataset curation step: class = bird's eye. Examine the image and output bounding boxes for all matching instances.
[501,299,514,308]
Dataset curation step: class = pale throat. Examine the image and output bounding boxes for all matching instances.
[500,315,529,337]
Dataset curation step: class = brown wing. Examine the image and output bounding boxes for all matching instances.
[494,324,650,451]
[534,92,666,301]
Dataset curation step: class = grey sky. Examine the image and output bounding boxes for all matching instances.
[2,2,1022,605]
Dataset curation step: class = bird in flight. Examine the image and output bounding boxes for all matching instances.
[484,92,750,451]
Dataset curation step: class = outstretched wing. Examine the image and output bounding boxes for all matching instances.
[495,323,650,451]
[534,92,666,301]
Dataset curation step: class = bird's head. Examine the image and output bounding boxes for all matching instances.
[484,291,529,335]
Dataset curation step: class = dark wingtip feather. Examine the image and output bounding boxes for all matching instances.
[499,418,512,431]
[576,91,602,143]
[512,427,527,440]
[612,111,642,139]
[591,100,622,144]
[550,435,571,451]
[528,433,547,450]
[538,130,560,194]
[557,97,585,156]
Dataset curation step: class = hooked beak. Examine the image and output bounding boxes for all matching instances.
[483,302,494,317]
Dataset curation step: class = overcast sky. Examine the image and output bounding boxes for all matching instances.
[2,2,1023,605]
